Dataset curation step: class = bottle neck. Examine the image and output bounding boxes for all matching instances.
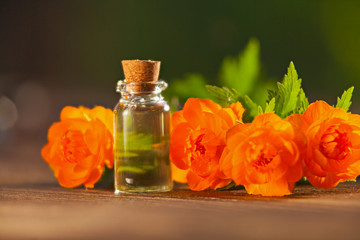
[116,80,167,103]
[120,92,164,103]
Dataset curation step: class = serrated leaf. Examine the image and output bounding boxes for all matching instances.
[273,62,302,118]
[336,86,354,112]
[296,88,309,114]
[264,98,275,113]
[114,132,154,159]
[207,85,261,122]
[205,85,240,106]
[267,89,276,102]
[205,85,230,102]
[117,132,153,151]
[252,81,276,109]
[219,38,260,95]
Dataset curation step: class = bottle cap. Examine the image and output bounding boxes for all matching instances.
[122,60,161,83]
[121,60,161,93]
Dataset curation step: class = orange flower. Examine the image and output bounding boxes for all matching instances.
[171,163,188,183]
[41,106,113,188]
[220,113,303,196]
[170,98,244,190]
[290,101,360,188]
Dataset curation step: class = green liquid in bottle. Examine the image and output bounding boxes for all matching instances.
[114,101,173,193]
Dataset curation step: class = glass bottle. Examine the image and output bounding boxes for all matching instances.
[114,60,173,193]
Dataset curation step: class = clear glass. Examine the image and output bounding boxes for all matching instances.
[114,80,173,193]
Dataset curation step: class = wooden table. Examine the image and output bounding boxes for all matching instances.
[1,138,360,240]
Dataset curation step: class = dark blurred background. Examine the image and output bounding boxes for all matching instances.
[1,0,360,150]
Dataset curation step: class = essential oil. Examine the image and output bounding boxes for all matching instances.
[114,60,173,193]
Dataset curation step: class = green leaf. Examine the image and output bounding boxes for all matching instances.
[238,95,260,122]
[296,176,310,185]
[252,80,276,109]
[205,85,240,106]
[164,74,212,108]
[219,38,260,95]
[336,86,354,112]
[267,89,277,102]
[114,132,154,158]
[117,166,146,174]
[270,61,308,118]
[115,151,139,158]
[216,181,237,191]
[206,85,262,122]
[206,84,264,123]
[296,88,309,114]
[121,132,153,151]
[264,98,275,113]
[345,178,357,182]
[273,62,302,118]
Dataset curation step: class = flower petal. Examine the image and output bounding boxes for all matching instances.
[217,108,237,128]
[84,166,103,188]
[171,163,188,183]
[182,98,221,128]
[219,148,233,179]
[171,110,186,129]
[60,106,88,121]
[186,170,212,191]
[42,105,114,189]
[245,179,293,197]
[226,102,245,122]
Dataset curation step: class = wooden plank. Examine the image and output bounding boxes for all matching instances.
[1,182,360,240]
[1,140,360,240]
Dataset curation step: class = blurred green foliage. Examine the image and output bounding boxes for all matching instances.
[219,38,260,96]
[164,39,276,111]
[2,1,360,107]
[163,74,211,108]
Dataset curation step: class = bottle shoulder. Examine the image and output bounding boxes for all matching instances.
[114,99,170,113]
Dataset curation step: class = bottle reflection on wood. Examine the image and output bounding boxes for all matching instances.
[114,60,173,193]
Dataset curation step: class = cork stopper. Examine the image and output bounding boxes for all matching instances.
[122,60,160,83]
[121,60,160,93]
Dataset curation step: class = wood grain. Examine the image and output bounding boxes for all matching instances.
[1,139,360,240]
